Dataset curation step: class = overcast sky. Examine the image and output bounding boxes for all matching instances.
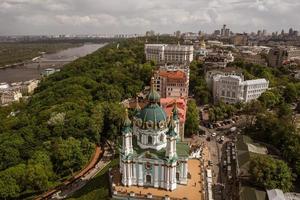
[0,0,300,35]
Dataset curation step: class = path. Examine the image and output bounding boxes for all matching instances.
[51,145,113,199]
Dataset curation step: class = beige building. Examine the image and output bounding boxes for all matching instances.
[232,34,248,46]
[237,51,267,66]
[268,46,300,67]
[212,75,269,104]
[154,70,189,99]
[145,44,194,64]
[1,90,22,105]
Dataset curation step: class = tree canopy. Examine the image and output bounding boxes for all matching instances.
[249,155,293,192]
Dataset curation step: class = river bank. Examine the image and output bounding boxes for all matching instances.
[0,43,106,83]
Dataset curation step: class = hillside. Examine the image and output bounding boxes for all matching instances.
[0,38,155,199]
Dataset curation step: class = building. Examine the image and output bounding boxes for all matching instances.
[0,90,22,105]
[205,67,244,89]
[120,79,189,191]
[154,70,189,99]
[268,47,300,67]
[204,51,234,70]
[237,51,267,66]
[145,44,194,64]
[212,75,269,104]
[232,34,248,46]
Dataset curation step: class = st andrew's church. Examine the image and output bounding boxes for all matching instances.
[120,78,189,191]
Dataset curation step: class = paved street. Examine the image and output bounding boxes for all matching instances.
[51,145,114,199]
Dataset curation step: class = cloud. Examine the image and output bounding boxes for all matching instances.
[0,0,299,35]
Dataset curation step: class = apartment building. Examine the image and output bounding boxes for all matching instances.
[268,46,300,67]
[1,90,22,105]
[204,51,234,69]
[212,75,269,104]
[154,69,189,99]
[205,67,244,89]
[145,44,194,64]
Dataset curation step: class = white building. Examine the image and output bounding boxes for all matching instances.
[205,67,244,89]
[212,75,269,104]
[145,44,194,64]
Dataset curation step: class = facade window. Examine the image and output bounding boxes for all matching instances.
[148,136,152,145]
[232,92,235,98]
[160,134,164,142]
[176,172,180,181]
[222,90,225,96]
[145,162,151,170]
[146,174,151,184]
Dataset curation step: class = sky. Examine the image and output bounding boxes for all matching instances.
[0,0,300,35]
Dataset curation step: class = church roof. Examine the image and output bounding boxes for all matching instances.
[135,77,167,130]
[136,103,167,129]
[122,109,132,134]
[166,113,177,137]
[147,77,160,103]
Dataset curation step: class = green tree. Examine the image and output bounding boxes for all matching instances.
[249,155,293,192]
[283,83,298,103]
[185,99,200,136]
[258,90,281,108]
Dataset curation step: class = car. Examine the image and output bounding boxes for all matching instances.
[208,160,213,166]
[221,136,225,141]
[211,132,217,137]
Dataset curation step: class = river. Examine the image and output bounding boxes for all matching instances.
[0,43,106,83]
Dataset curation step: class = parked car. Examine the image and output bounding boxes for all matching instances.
[211,132,217,137]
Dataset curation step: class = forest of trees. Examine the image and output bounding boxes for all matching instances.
[0,38,158,199]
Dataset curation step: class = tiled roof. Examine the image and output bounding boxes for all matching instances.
[159,70,186,80]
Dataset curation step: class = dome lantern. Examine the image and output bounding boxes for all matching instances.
[147,77,160,103]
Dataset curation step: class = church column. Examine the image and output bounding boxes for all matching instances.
[133,162,137,184]
[165,166,170,190]
[138,164,143,186]
[127,162,132,186]
[154,164,159,188]
[123,162,127,186]
[160,165,164,188]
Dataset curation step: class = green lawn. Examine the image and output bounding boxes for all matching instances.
[68,157,119,200]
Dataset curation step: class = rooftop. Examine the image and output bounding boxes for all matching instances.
[244,78,268,85]
[159,70,186,80]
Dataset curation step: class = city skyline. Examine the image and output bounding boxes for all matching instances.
[1,0,300,35]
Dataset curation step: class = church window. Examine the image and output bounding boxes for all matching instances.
[148,136,152,145]
[145,162,151,170]
[176,172,180,181]
[159,120,165,129]
[146,174,151,184]
[160,134,164,142]
[146,121,154,129]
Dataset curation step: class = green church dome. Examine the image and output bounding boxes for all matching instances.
[135,103,167,130]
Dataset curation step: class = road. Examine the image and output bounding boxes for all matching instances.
[50,145,113,199]
[198,114,246,200]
